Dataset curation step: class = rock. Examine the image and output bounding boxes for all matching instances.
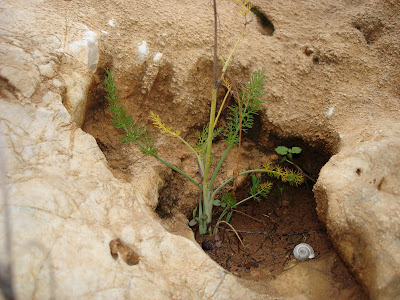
[60,23,99,127]
[61,70,92,127]
[314,127,400,299]
[266,251,365,299]
[0,42,40,98]
[0,0,399,299]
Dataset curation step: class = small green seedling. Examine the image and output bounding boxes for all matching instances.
[277,183,285,197]
[275,146,302,163]
[275,146,316,183]
[214,174,273,224]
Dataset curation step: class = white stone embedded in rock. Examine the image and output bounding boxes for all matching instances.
[68,28,99,72]
[137,40,149,62]
[61,71,91,127]
[153,52,163,62]
[326,106,334,117]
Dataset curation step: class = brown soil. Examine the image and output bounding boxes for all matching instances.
[195,183,326,278]
[194,182,367,298]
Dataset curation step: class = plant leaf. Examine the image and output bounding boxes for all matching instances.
[223,69,266,146]
[290,147,302,154]
[251,174,260,186]
[222,192,236,208]
[192,206,198,219]
[226,211,233,223]
[196,124,222,156]
[200,214,208,220]
[213,200,221,206]
[287,172,296,182]
[275,146,288,155]
[104,69,157,156]
[278,156,287,163]
[189,219,197,226]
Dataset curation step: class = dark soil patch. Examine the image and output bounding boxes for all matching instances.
[195,182,329,278]
[194,181,365,300]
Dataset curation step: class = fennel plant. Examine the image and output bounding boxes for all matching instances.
[104,0,304,235]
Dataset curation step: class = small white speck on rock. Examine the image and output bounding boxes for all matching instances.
[153,52,163,62]
[326,106,334,117]
[137,40,149,63]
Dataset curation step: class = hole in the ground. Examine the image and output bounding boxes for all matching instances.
[352,15,385,45]
[81,63,365,298]
[196,179,326,277]
[0,76,17,98]
[156,172,187,219]
[82,65,160,182]
[312,56,320,65]
[109,238,140,266]
[156,130,364,296]
[266,133,333,179]
[377,177,384,191]
[250,7,275,36]
[246,113,263,143]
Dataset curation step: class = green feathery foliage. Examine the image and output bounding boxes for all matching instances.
[104,69,157,156]
[195,124,223,157]
[264,160,305,186]
[224,69,266,146]
[250,175,273,201]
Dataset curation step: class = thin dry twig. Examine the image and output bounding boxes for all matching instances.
[215,221,245,248]
[262,213,277,223]
[231,209,265,224]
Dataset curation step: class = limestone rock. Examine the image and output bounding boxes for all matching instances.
[0,0,399,299]
[314,127,400,299]
[0,2,269,298]
[0,42,40,98]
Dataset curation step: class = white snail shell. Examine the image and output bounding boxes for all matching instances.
[293,243,315,261]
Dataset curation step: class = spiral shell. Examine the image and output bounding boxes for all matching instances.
[293,243,315,261]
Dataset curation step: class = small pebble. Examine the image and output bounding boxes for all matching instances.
[202,240,213,251]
